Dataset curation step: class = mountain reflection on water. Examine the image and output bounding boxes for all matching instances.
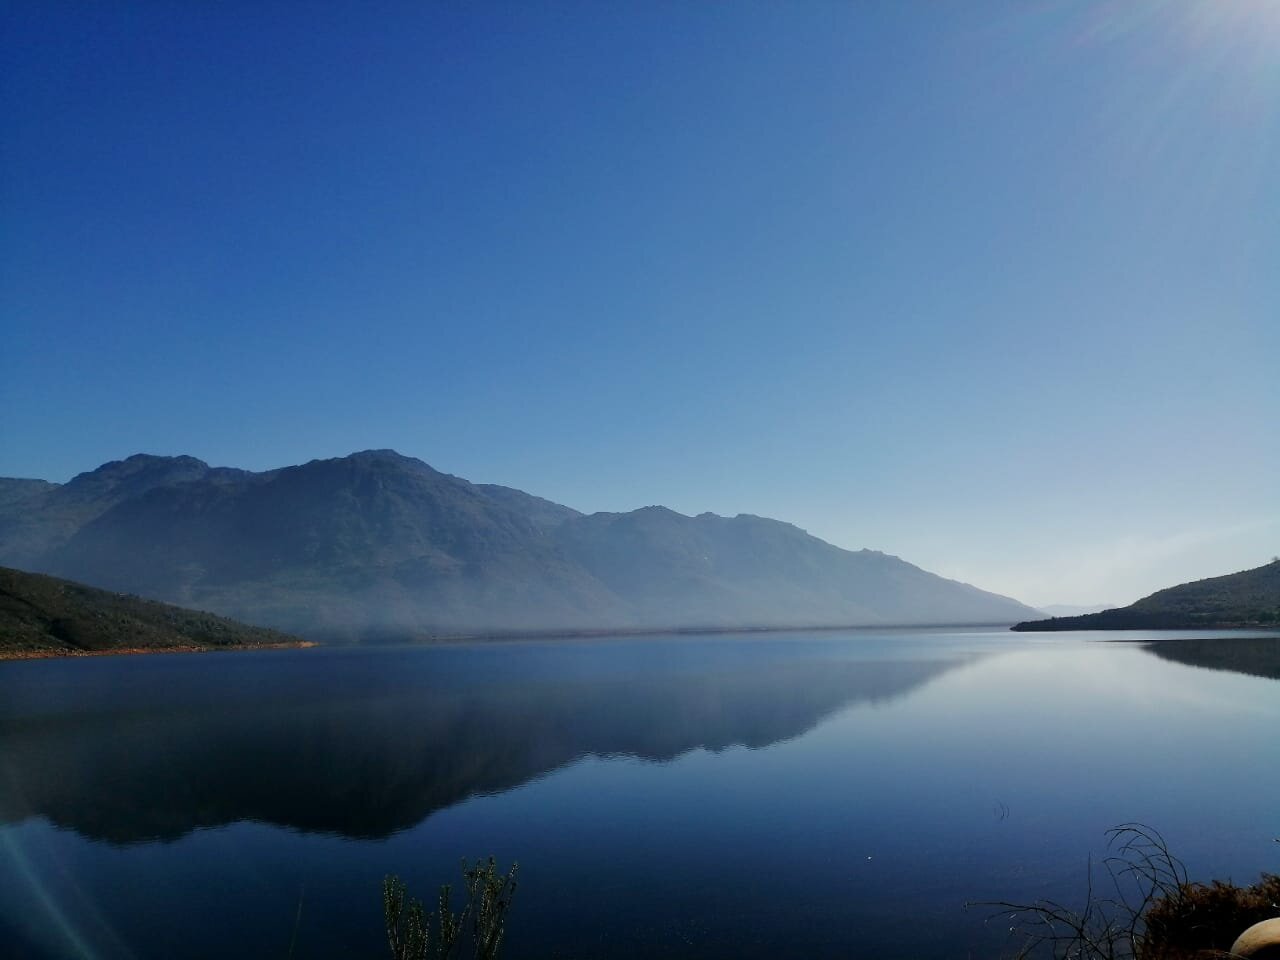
[1143,635,1280,681]
[0,638,972,843]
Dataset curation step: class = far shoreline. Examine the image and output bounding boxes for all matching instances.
[1,621,1028,660]
[355,620,1028,644]
[10,625,1273,663]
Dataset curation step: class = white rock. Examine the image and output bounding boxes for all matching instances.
[1230,918,1280,959]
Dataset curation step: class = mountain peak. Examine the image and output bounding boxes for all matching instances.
[66,453,212,487]
[75,453,208,478]
[339,449,439,472]
[291,450,442,478]
[346,448,416,462]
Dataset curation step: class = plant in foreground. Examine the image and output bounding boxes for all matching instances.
[384,857,518,960]
[976,823,1279,960]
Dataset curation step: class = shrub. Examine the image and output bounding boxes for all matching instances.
[384,857,518,960]
[978,824,1279,959]
[1143,873,1280,959]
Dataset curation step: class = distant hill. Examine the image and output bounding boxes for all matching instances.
[0,566,304,658]
[1012,560,1280,631]
[1037,603,1116,618]
[0,450,1039,638]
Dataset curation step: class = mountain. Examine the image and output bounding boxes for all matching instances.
[0,450,1039,638]
[0,566,303,658]
[1012,560,1280,631]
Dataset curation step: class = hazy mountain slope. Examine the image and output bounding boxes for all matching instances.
[1,450,1040,637]
[0,454,244,570]
[553,507,1035,627]
[474,483,582,530]
[0,566,301,657]
[0,478,58,510]
[1013,560,1280,631]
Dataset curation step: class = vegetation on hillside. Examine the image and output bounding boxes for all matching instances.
[0,565,305,658]
[1013,560,1280,631]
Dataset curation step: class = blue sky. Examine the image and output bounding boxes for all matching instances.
[2,1,1277,606]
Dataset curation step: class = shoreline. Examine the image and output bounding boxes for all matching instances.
[0,640,317,662]
[1113,634,1280,645]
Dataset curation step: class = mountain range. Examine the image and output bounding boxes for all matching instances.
[1013,559,1280,631]
[0,450,1038,639]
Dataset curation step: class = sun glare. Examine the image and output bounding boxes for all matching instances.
[1086,0,1280,58]
[1157,2,1279,74]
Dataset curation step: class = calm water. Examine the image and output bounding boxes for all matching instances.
[1,628,1277,959]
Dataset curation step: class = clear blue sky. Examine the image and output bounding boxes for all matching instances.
[3,1,1277,607]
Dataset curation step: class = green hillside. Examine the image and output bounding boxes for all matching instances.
[0,566,305,659]
[1012,559,1280,631]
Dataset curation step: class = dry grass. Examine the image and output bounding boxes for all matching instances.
[1143,873,1280,959]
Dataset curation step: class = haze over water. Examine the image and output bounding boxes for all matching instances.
[2,628,1276,959]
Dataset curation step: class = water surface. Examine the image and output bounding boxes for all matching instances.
[1,628,1277,958]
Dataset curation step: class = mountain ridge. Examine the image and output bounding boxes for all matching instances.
[1,450,1039,638]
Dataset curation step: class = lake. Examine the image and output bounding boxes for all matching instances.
[1,628,1277,959]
